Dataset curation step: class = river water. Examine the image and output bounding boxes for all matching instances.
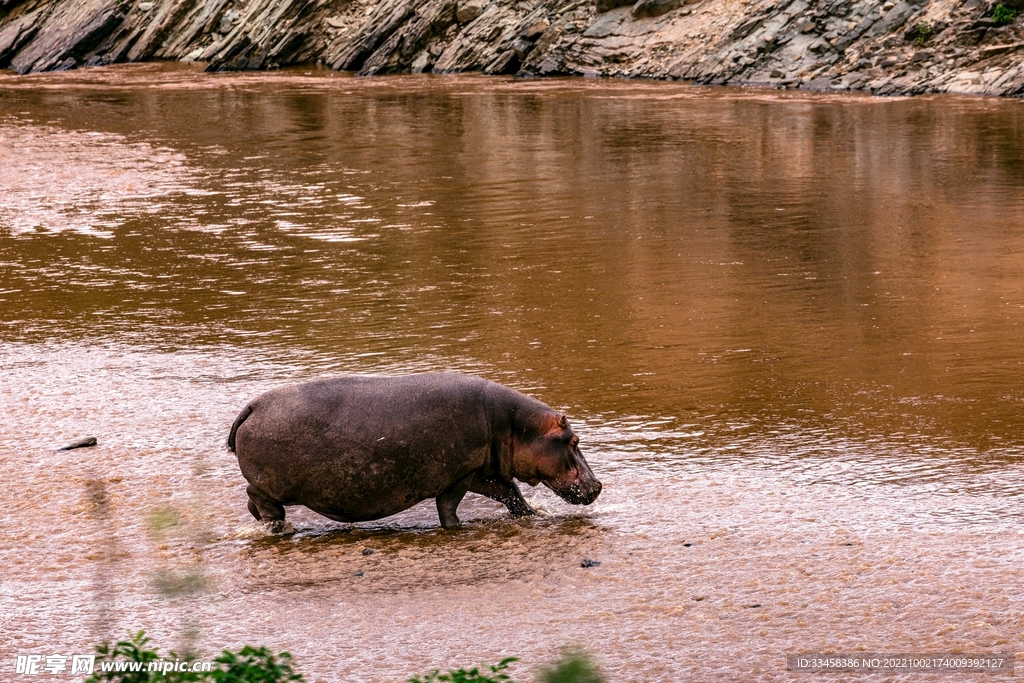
[1,64,1023,681]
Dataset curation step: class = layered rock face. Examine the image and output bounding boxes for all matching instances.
[2,0,1023,95]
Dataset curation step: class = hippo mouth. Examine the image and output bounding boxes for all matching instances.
[546,477,602,506]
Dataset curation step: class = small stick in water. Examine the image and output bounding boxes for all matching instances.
[57,436,98,451]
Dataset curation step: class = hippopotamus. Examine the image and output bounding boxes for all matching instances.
[227,372,602,530]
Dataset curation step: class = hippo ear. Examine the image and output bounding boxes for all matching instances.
[558,414,568,429]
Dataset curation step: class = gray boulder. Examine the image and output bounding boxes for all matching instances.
[456,0,488,23]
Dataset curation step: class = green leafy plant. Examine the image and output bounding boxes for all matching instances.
[537,649,605,683]
[912,21,934,45]
[86,632,304,683]
[408,656,520,683]
[992,4,1018,24]
[87,631,201,683]
[210,647,304,683]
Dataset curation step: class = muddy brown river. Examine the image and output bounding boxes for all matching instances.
[1,64,1023,681]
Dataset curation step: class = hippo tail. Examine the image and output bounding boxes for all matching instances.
[227,402,255,453]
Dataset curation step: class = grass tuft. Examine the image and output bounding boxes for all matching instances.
[992,4,1018,25]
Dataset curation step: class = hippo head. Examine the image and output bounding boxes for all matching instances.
[512,412,602,506]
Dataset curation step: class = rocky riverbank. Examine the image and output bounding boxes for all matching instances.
[2,0,1024,95]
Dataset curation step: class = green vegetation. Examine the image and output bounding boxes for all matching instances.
[89,634,602,683]
[209,647,304,683]
[88,632,173,683]
[408,657,519,683]
[85,632,304,683]
[992,4,1019,25]
[912,21,935,45]
[408,651,605,683]
[537,650,604,683]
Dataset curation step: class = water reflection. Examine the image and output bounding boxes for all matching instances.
[2,73,1022,449]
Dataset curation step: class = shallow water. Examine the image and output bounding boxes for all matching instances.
[1,64,1023,681]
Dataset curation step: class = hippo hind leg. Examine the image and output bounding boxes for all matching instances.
[246,484,286,525]
[247,498,261,520]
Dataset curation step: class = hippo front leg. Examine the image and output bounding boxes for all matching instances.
[469,476,536,518]
[436,472,475,530]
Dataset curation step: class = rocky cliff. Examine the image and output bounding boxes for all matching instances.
[2,0,1024,95]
